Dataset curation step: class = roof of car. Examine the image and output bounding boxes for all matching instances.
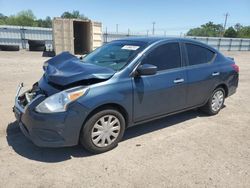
[115,37,219,53]
[115,37,198,44]
[115,37,169,44]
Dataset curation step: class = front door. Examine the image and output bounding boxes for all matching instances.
[133,42,188,122]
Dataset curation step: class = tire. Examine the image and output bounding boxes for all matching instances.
[29,46,46,51]
[80,108,126,154]
[200,87,225,115]
[28,40,46,51]
[28,40,45,47]
[0,45,20,51]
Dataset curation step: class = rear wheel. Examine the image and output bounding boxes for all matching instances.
[80,109,125,154]
[201,87,225,115]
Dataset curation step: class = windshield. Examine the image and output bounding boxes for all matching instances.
[82,41,147,71]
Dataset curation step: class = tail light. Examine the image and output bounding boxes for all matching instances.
[231,64,239,73]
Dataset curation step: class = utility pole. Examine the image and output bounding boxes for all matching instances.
[223,13,229,31]
[152,22,155,35]
[105,27,108,43]
[146,30,149,36]
[116,24,119,33]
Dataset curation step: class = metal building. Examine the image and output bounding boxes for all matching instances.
[0,25,53,49]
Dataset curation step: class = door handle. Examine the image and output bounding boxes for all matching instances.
[212,72,220,76]
[174,78,184,84]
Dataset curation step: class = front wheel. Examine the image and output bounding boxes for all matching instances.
[80,109,126,154]
[201,88,225,115]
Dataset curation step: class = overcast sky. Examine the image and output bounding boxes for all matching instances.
[0,0,250,35]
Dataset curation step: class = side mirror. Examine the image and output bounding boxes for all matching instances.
[137,64,157,76]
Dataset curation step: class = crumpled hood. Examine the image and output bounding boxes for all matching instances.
[44,52,115,86]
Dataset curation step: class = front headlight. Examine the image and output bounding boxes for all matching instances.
[35,86,89,113]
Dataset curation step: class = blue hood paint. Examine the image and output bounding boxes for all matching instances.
[44,52,115,86]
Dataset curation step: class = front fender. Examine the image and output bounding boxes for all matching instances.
[77,78,133,126]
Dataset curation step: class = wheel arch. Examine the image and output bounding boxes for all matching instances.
[81,103,129,130]
[215,83,229,97]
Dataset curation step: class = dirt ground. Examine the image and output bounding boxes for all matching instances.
[0,50,249,188]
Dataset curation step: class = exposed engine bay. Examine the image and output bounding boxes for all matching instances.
[17,83,45,108]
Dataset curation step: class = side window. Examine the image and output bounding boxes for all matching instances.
[186,43,215,66]
[142,43,181,71]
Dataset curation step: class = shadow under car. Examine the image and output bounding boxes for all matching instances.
[6,109,209,163]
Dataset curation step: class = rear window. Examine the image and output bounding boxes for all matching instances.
[186,43,215,66]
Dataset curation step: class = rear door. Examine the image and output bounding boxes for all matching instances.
[184,43,219,107]
[133,42,188,122]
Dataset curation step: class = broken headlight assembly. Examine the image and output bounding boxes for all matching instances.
[35,86,89,113]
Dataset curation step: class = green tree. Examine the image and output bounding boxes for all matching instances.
[5,10,37,26]
[0,10,90,28]
[0,13,7,24]
[0,10,52,27]
[187,22,224,37]
[234,23,243,32]
[237,26,250,38]
[0,13,6,19]
[186,28,203,36]
[224,27,237,38]
[61,10,88,19]
[187,22,250,38]
[37,16,52,28]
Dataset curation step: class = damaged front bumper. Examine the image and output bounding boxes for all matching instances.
[13,83,88,147]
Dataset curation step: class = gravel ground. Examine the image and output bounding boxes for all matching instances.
[0,50,249,188]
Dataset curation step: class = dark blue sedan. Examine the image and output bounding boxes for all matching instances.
[13,37,239,153]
